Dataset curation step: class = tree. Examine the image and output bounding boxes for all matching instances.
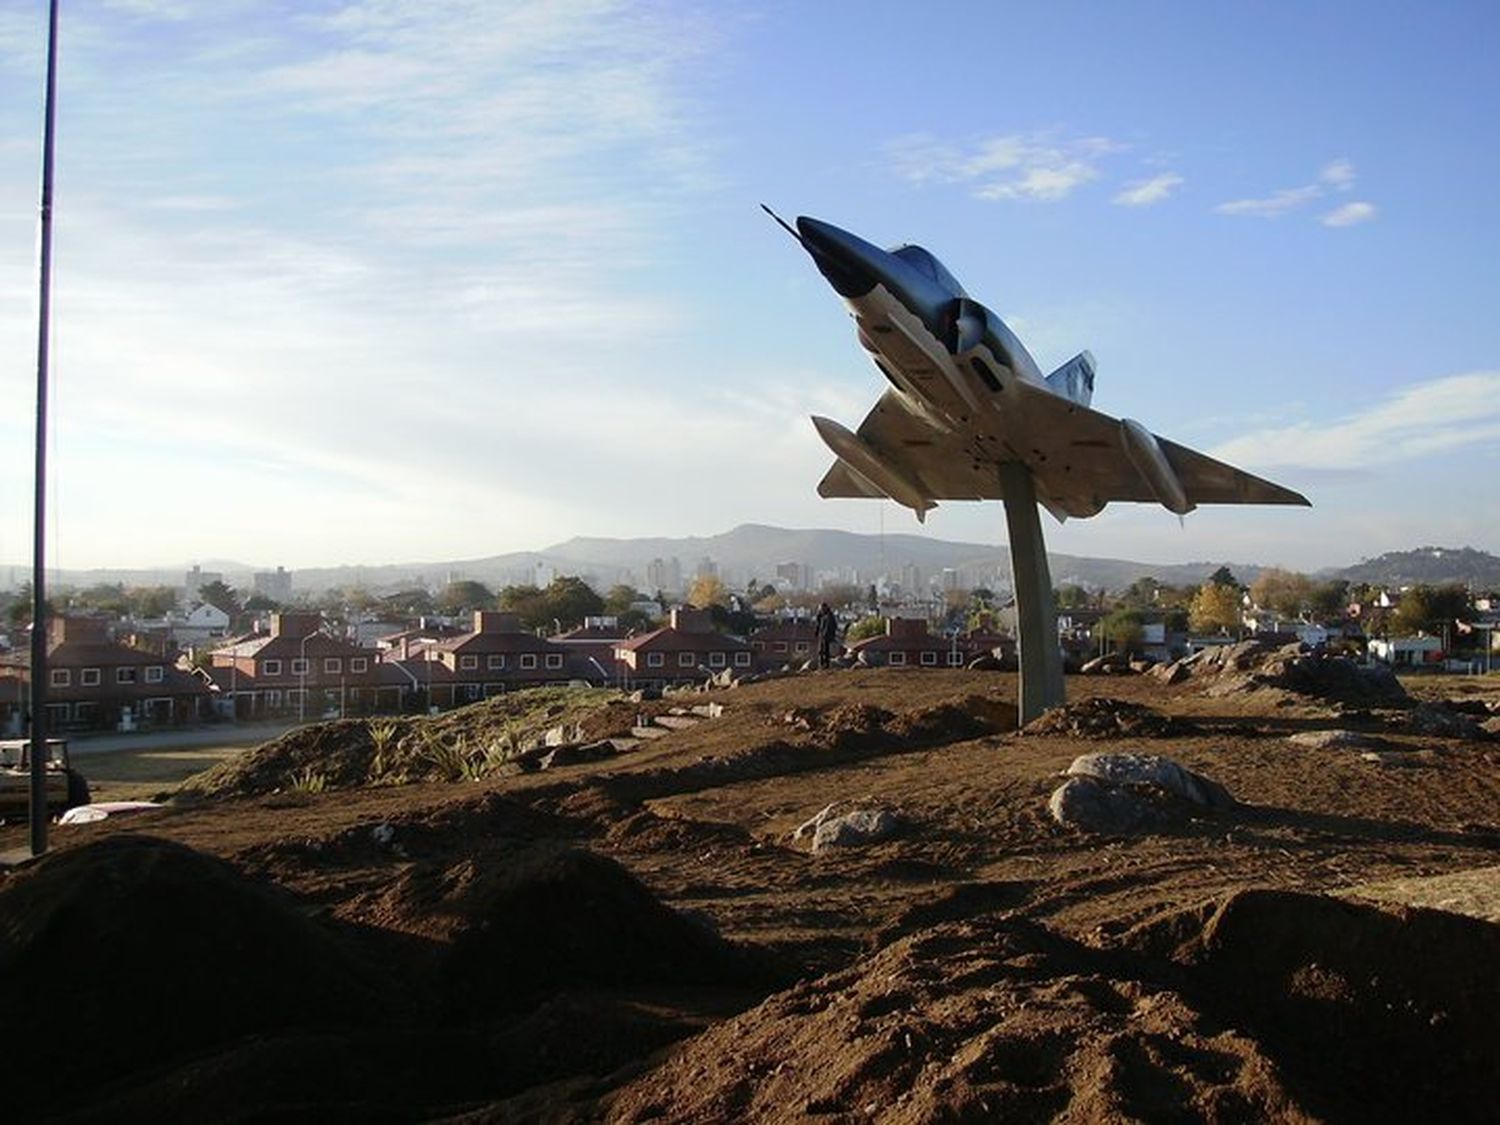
[1189,582,1242,634]
[543,575,604,630]
[1249,567,1314,619]
[1209,566,1239,588]
[1391,584,1470,637]
[820,583,862,610]
[1308,579,1350,622]
[1055,584,1092,609]
[845,616,886,643]
[74,582,129,614]
[1117,577,1163,608]
[687,574,729,609]
[499,584,548,629]
[602,584,643,615]
[198,580,241,616]
[1095,608,1146,654]
[438,579,496,616]
[128,585,178,618]
[383,588,436,617]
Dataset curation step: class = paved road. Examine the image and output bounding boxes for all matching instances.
[68,722,303,757]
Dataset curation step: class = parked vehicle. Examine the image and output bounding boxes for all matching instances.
[0,738,90,820]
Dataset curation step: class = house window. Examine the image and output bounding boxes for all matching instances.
[733,652,751,667]
[678,651,696,667]
[351,657,368,673]
[324,657,342,674]
[145,666,165,683]
[794,642,809,654]
[50,669,71,687]
[773,641,788,653]
[948,651,964,667]
[266,689,283,708]
[709,651,726,667]
[647,652,665,668]
[262,659,282,676]
[459,655,478,670]
[290,658,309,675]
[488,654,505,670]
[920,651,938,666]
[81,668,100,687]
[465,684,482,701]
[520,653,537,670]
[889,652,907,666]
[117,667,138,684]
[545,653,563,670]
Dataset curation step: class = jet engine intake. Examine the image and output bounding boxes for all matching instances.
[945,297,986,354]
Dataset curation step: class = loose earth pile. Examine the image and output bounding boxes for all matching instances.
[3,669,1496,1122]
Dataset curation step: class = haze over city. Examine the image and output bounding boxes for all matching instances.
[1,1,1495,574]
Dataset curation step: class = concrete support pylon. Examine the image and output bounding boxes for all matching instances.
[999,461,1065,725]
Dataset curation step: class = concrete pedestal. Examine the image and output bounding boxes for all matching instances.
[999,462,1065,725]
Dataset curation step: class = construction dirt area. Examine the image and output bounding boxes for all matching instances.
[3,648,1499,1122]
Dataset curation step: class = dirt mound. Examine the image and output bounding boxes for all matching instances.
[605,915,1306,1122]
[0,836,383,1119]
[1023,696,1193,738]
[1125,889,1500,1121]
[179,687,628,799]
[1178,640,1409,706]
[433,847,758,1015]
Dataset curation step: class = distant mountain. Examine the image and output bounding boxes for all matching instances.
[1332,546,1500,588]
[5,523,1311,597]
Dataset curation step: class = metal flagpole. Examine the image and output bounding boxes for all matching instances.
[29,0,61,856]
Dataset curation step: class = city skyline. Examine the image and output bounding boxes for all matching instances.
[2,2,1496,572]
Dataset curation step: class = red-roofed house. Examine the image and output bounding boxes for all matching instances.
[207,612,383,719]
[846,617,963,668]
[0,615,214,733]
[614,607,752,688]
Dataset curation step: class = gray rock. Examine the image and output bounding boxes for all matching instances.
[793,802,902,851]
[1047,776,1154,834]
[1405,702,1486,740]
[1361,750,1420,768]
[1287,729,1376,750]
[1150,660,1190,685]
[792,802,840,841]
[1065,752,1234,808]
[538,741,615,770]
[811,807,902,853]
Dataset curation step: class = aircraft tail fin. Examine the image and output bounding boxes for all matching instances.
[1045,350,1095,406]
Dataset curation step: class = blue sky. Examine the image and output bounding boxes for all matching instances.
[0,0,1496,574]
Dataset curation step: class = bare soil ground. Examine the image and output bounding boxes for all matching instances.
[3,666,1498,1123]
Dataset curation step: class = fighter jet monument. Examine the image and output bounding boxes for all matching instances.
[770,210,1309,723]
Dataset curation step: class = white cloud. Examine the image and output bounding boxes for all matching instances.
[1215,159,1371,222]
[1211,371,1500,470]
[1113,172,1184,207]
[1319,158,1356,189]
[886,131,1125,202]
[1322,201,1377,227]
[1215,183,1324,218]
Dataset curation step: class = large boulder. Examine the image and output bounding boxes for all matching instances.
[793,802,903,853]
[1066,752,1235,808]
[1047,775,1155,834]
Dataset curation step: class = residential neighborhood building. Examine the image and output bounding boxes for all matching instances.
[614,607,752,688]
[206,612,386,719]
[748,619,831,665]
[0,615,213,733]
[846,617,966,668]
[1368,635,1445,667]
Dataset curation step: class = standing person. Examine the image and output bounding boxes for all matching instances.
[815,602,838,669]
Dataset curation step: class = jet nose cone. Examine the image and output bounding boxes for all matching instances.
[795,216,881,299]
